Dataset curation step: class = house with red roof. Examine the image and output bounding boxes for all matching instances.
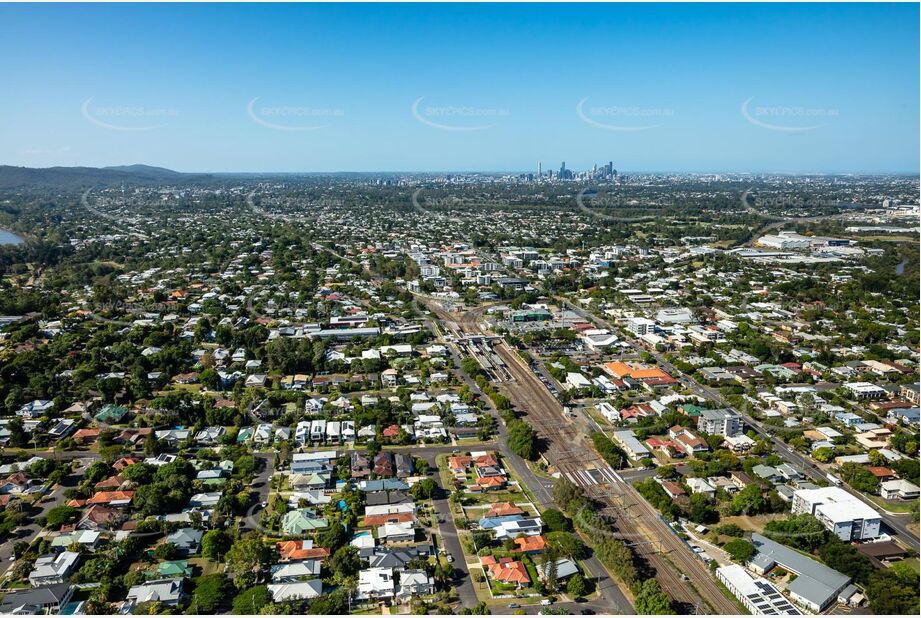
[481,556,530,587]
[471,476,507,492]
[660,481,686,499]
[276,540,331,561]
[86,490,134,507]
[513,535,547,554]
[484,502,525,518]
[112,457,139,471]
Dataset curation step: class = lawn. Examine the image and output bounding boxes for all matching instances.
[461,488,530,506]
[718,513,789,534]
[898,557,919,574]
[188,557,223,576]
[866,494,919,514]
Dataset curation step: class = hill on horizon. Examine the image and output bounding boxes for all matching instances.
[0,164,213,189]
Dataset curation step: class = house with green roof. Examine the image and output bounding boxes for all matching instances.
[149,560,193,579]
[679,403,705,417]
[95,404,129,424]
[281,509,329,535]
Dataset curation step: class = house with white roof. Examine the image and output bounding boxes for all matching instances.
[357,567,396,600]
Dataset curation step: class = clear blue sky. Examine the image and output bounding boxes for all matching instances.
[1,2,918,173]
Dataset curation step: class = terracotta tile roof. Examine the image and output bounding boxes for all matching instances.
[276,540,331,561]
[79,505,120,526]
[112,457,139,471]
[514,535,547,553]
[485,557,530,585]
[95,475,127,489]
[448,456,472,470]
[362,512,415,526]
[475,476,506,488]
[87,490,134,504]
[473,454,498,467]
[485,502,524,518]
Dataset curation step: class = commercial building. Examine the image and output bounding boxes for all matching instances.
[792,487,881,541]
[716,564,802,615]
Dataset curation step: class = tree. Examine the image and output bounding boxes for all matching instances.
[540,547,560,591]
[460,357,483,378]
[687,493,718,525]
[411,477,437,500]
[546,531,587,560]
[763,514,827,551]
[154,542,177,560]
[542,509,572,532]
[507,419,538,460]
[307,589,350,614]
[566,573,589,599]
[729,484,766,516]
[316,521,348,552]
[866,565,920,615]
[552,478,587,515]
[327,545,362,582]
[226,534,269,589]
[839,462,880,493]
[414,457,430,475]
[723,539,756,563]
[44,505,80,528]
[458,601,491,615]
[192,573,231,613]
[202,529,232,561]
[634,579,672,615]
[200,368,220,390]
[818,538,874,585]
[232,586,272,615]
[591,432,628,468]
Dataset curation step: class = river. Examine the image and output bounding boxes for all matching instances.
[0,229,24,245]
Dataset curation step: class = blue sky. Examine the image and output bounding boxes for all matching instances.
[0,2,918,173]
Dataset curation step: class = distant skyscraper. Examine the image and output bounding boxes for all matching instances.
[538,162,542,178]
